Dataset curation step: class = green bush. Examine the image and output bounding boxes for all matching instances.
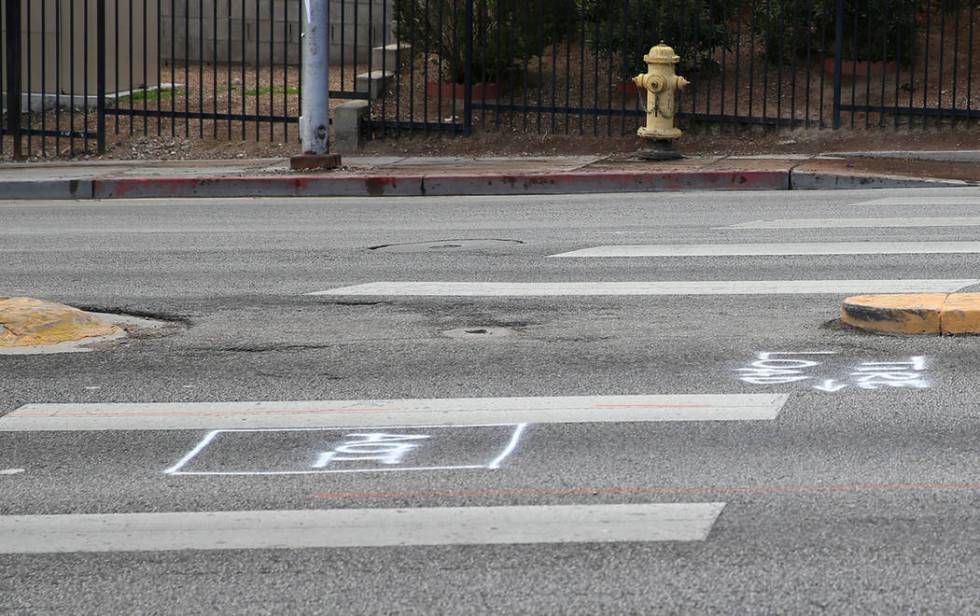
[752,0,920,63]
[580,0,736,78]
[394,0,577,84]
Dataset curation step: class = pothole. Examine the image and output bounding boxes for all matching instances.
[370,239,525,253]
[443,326,517,340]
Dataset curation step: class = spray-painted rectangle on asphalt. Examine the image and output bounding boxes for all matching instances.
[2,394,788,431]
[166,424,527,476]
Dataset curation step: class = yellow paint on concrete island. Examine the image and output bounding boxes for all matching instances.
[939,293,980,335]
[840,293,947,335]
[841,292,980,335]
[0,297,121,348]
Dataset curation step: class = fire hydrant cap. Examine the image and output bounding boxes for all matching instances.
[643,42,680,65]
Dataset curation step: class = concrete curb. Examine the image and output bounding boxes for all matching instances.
[0,169,971,200]
[841,293,980,335]
[790,171,969,190]
[0,297,122,348]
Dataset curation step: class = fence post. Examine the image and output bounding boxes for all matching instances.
[96,0,106,154]
[832,0,844,129]
[4,0,22,160]
[463,0,474,136]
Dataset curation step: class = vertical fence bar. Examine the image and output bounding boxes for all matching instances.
[950,0,960,126]
[748,3,756,120]
[619,0,628,134]
[41,0,47,156]
[535,0,542,134]
[25,0,31,154]
[125,0,131,135]
[167,0,174,136]
[892,12,915,129]
[463,0,473,135]
[268,0,273,141]
[200,0,204,138]
[213,0,218,138]
[184,0,191,139]
[1,0,5,157]
[761,0,770,121]
[864,0,871,128]
[84,0,90,152]
[227,0,232,138]
[70,0,76,153]
[832,0,843,128]
[922,0,931,127]
[848,1,855,128]
[937,1,945,122]
[97,0,106,153]
[142,0,147,135]
[968,2,975,117]
[253,0,258,141]
[4,0,22,159]
[56,0,62,152]
[719,0,728,122]
[1,0,6,157]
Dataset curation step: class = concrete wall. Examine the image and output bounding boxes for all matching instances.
[160,0,394,66]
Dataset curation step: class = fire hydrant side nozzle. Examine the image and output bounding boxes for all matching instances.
[633,41,689,151]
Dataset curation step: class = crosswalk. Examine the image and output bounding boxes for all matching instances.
[0,394,781,552]
[5,193,979,559]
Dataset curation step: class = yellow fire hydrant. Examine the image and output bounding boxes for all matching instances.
[633,42,689,159]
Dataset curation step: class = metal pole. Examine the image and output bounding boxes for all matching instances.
[291,0,339,169]
[5,0,23,160]
[832,0,844,129]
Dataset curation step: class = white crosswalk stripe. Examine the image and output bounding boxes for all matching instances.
[0,503,726,554]
[850,197,980,206]
[549,242,980,257]
[727,216,980,229]
[310,279,978,296]
[1,394,787,431]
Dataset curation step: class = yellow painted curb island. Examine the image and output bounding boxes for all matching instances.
[841,293,980,335]
[0,297,122,348]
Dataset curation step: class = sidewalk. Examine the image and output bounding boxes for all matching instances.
[0,151,976,200]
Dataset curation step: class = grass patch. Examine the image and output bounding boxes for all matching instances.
[244,85,300,97]
[116,88,182,104]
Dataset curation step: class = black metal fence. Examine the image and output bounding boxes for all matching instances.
[1,0,977,159]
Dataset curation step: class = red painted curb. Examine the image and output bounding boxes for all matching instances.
[92,169,789,199]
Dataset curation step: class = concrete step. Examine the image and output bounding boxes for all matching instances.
[355,70,395,100]
[371,43,412,70]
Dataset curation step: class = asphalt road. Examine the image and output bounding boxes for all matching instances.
[2,188,979,614]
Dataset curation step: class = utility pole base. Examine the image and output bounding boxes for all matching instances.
[290,153,343,171]
[638,139,683,161]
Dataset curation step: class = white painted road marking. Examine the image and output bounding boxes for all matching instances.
[548,242,980,257]
[728,217,980,229]
[0,503,726,553]
[164,424,528,475]
[850,197,980,207]
[308,280,979,297]
[0,468,25,475]
[1,394,788,431]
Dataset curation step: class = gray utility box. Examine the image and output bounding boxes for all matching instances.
[160,0,393,65]
[2,0,159,105]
